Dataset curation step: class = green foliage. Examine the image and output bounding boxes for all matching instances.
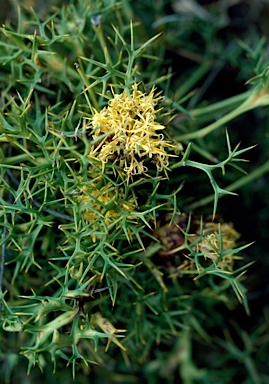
[1,1,269,383]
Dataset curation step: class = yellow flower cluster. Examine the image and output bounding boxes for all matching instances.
[196,222,240,271]
[87,83,179,179]
[77,176,137,242]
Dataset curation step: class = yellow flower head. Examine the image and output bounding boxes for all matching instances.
[87,83,180,179]
[77,175,137,242]
[196,222,241,271]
